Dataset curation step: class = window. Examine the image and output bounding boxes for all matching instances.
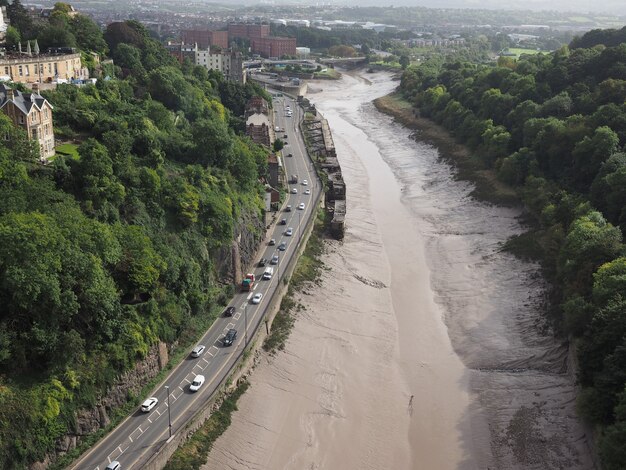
[18,65,22,76]
[18,115,24,124]
[3,67,8,74]
[44,108,48,119]
[25,65,29,76]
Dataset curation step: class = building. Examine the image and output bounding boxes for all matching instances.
[252,37,296,59]
[0,84,55,160]
[195,48,246,83]
[267,153,279,188]
[245,96,273,147]
[228,23,270,42]
[296,47,311,58]
[0,49,87,85]
[181,29,228,49]
[165,42,197,64]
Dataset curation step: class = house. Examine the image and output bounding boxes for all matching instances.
[0,84,55,160]
[0,48,87,85]
[245,97,274,147]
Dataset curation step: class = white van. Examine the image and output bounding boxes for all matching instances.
[263,267,274,280]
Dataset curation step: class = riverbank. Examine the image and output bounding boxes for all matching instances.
[374,92,519,205]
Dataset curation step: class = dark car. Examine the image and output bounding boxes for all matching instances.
[224,306,235,317]
[223,328,237,346]
[287,153,293,158]
[269,238,276,245]
[278,242,287,251]
[283,134,288,138]
[280,218,287,225]
[259,258,268,267]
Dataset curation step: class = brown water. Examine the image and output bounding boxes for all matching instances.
[203,72,595,470]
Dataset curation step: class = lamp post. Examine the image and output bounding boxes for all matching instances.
[244,303,248,347]
[298,211,302,247]
[164,385,172,438]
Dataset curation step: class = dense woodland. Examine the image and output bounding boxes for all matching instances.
[400,29,626,469]
[0,4,272,468]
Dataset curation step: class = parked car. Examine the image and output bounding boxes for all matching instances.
[280,218,287,225]
[252,292,263,304]
[298,203,305,210]
[284,133,288,138]
[191,344,206,357]
[269,238,276,245]
[287,153,293,157]
[259,258,268,267]
[106,462,121,470]
[285,205,292,212]
[224,306,235,317]
[189,374,205,392]
[271,254,279,264]
[141,397,158,413]
[223,328,237,346]
[278,242,286,251]
[285,227,293,236]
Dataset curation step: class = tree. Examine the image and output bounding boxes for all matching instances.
[273,138,284,152]
[572,126,619,190]
[399,55,410,69]
[70,14,108,54]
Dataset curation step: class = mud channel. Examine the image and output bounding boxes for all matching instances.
[203,71,596,470]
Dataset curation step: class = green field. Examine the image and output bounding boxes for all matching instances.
[506,48,545,58]
[55,142,80,159]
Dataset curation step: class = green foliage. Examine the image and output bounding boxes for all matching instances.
[0,17,270,468]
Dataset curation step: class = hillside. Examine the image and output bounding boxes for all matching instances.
[0,8,273,469]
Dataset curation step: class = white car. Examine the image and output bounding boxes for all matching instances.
[141,397,158,413]
[298,203,305,210]
[302,179,308,186]
[252,293,263,304]
[190,374,205,392]
[291,187,298,194]
[191,344,206,357]
[285,227,293,236]
[304,189,311,195]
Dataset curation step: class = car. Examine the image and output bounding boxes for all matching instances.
[298,203,305,210]
[191,344,206,357]
[304,189,311,195]
[106,462,121,470]
[223,328,237,346]
[291,187,298,194]
[280,218,287,225]
[278,242,286,251]
[285,227,293,236]
[287,153,293,158]
[269,238,276,246]
[189,374,205,392]
[224,306,235,317]
[285,205,292,212]
[141,397,158,413]
[271,254,279,265]
[252,292,263,304]
[284,133,288,138]
[259,258,268,267]
[302,179,308,186]
[286,114,292,118]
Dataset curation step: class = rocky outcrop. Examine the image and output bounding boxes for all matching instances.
[215,206,265,283]
[31,342,168,469]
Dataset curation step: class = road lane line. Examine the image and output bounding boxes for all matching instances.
[246,292,253,299]
[208,346,218,356]
[233,312,241,320]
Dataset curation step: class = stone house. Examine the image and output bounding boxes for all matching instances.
[0,84,55,160]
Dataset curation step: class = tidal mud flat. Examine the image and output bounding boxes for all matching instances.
[204,71,595,469]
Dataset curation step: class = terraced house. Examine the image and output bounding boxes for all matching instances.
[0,84,55,160]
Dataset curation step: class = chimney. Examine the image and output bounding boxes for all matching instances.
[31,83,39,93]
[7,87,13,100]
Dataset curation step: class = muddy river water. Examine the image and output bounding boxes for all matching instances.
[204,71,596,469]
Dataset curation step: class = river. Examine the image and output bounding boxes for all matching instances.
[203,71,595,469]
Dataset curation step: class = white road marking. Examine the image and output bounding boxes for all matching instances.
[202,357,210,365]
[208,346,218,356]
[226,322,235,330]
[246,292,253,299]
[183,376,191,384]
[239,302,247,309]
[233,312,241,320]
